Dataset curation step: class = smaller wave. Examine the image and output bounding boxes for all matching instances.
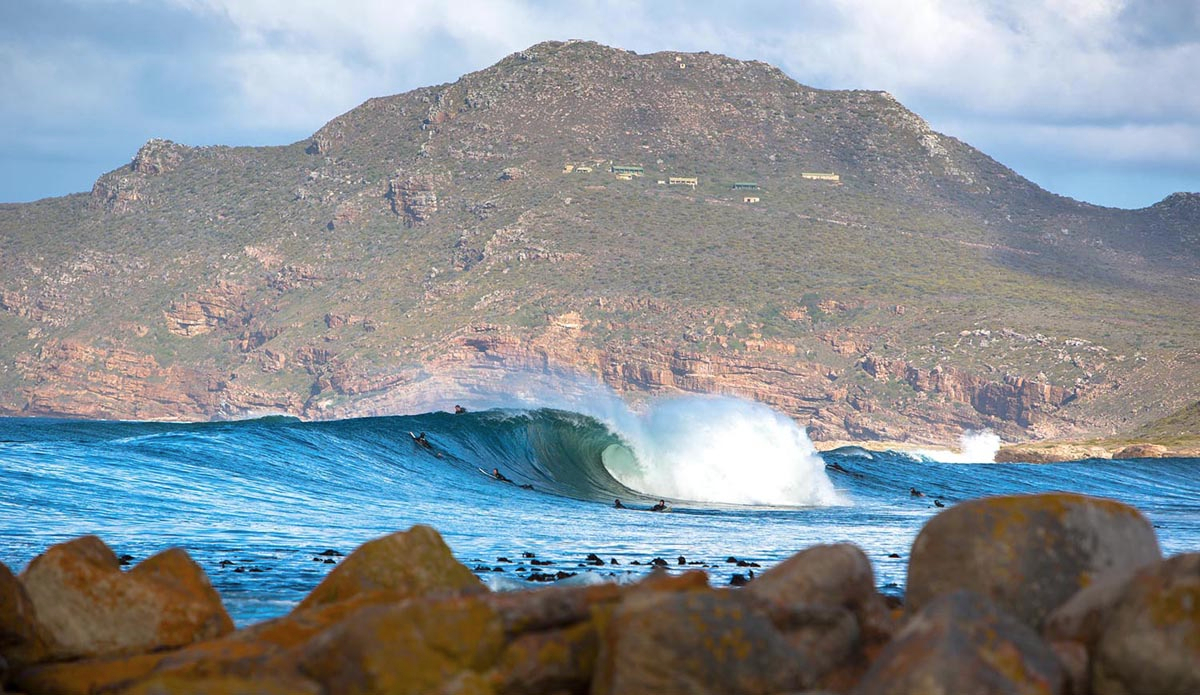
[912,430,1001,464]
[824,445,875,460]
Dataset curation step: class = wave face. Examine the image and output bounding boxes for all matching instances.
[2,400,1199,627]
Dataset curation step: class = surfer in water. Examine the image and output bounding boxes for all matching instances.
[910,487,925,498]
[614,498,626,509]
[454,404,467,414]
[413,432,431,448]
[649,499,667,512]
[492,467,513,483]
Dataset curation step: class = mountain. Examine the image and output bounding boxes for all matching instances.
[1,40,1197,445]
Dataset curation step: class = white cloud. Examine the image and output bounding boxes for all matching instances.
[755,0,1196,121]
[948,119,1200,167]
[2,0,1196,204]
[156,0,1199,133]
[0,40,135,125]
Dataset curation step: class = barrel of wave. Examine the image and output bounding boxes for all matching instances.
[599,395,846,507]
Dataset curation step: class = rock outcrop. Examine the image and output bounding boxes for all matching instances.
[593,589,809,694]
[1092,553,1200,695]
[906,493,1162,630]
[857,590,1065,695]
[861,355,1076,427]
[131,139,192,176]
[295,525,485,612]
[0,562,51,670]
[18,536,232,660]
[387,173,446,225]
[163,282,249,337]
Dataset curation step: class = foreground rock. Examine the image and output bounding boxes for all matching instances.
[3,499,1195,695]
[18,536,233,660]
[857,590,1065,695]
[297,595,505,695]
[745,542,895,686]
[593,589,809,694]
[906,492,1161,629]
[1092,553,1200,695]
[296,525,485,611]
[0,562,51,670]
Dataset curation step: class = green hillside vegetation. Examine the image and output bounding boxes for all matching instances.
[1133,402,1200,442]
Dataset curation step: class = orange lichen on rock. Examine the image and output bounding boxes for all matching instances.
[856,590,1064,695]
[1092,553,1200,695]
[0,561,53,670]
[295,525,485,612]
[18,536,233,660]
[906,492,1161,630]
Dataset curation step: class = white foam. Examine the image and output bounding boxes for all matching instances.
[600,395,846,507]
[915,429,1001,463]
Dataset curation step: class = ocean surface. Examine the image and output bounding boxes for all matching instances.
[2,395,1198,627]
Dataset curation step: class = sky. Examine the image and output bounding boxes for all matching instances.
[2,0,1197,209]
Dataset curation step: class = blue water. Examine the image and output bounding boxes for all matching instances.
[1,399,1198,626]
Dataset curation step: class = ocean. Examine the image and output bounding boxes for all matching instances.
[2,394,1198,626]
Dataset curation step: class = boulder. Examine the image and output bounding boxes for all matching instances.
[0,561,51,669]
[591,589,809,695]
[746,543,891,632]
[486,582,622,635]
[19,537,233,659]
[296,595,505,695]
[1092,553,1200,695]
[490,619,598,695]
[1042,568,1144,695]
[760,602,860,686]
[746,543,877,613]
[1044,566,1140,646]
[906,493,1160,629]
[856,590,1065,695]
[296,525,484,612]
[11,593,378,694]
[745,542,894,685]
[1113,443,1168,459]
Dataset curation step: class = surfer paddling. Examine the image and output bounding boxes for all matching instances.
[614,498,626,509]
[649,499,668,512]
[482,466,532,490]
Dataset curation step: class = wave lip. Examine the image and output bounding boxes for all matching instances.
[600,396,845,507]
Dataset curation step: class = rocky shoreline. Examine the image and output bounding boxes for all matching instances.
[815,437,1200,463]
[994,439,1200,463]
[2,493,1197,694]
